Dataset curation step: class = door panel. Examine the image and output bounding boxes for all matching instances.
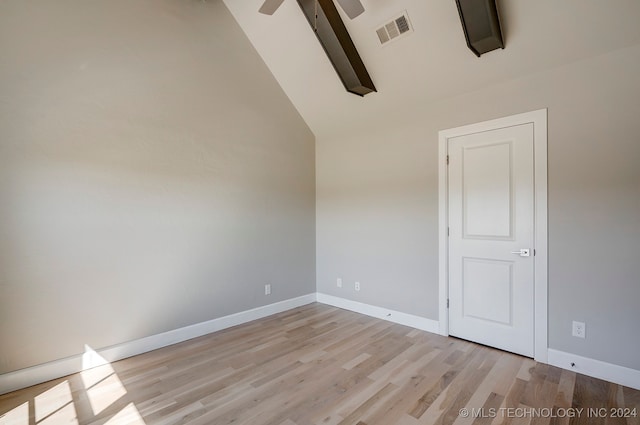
[462,258,512,325]
[448,123,534,357]
[463,142,512,239]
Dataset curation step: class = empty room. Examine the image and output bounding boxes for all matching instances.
[1,0,639,424]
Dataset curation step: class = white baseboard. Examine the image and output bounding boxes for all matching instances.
[5,294,637,395]
[548,349,640,390]
[316,293,439,334]
[0,293,317,395]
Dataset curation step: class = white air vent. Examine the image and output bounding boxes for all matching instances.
[376,12,413,46]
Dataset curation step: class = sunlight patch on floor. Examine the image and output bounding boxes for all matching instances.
[86,374,128,416]
[104,403,146,425]
[38,403,78,425]
[1,345,147,424]
[0,402,28,425]
[34,381,77,424]
[82,346,127,415]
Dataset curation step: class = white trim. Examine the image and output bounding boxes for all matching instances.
[437,109,548,363]
[548,349,640,390]
[0,293,317,395]
[438,124,449,337]
[316,293,439,334]
[4,292,638,395]
[532,110,548,363]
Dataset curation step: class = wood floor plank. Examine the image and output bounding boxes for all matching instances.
[491,378,528,425]
[356,341,467,424]
[1,304,639,425]
[622,386,640,425]
[549,369,577,425]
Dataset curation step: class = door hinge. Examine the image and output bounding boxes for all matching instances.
[534,249,536,256]
[447,227,450,237]
[447,299,450,308]
[446,155,449,165]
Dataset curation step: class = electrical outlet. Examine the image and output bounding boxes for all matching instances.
[355,281,360,291]
[265,284,271,295]
[337,278,342,288]
[572,321,585,338]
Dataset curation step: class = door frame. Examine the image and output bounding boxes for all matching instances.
[438,109,548,363]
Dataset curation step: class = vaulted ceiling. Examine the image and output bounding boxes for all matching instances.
[223,0,640,139]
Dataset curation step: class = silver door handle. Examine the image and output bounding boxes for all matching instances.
[511,249,530,257]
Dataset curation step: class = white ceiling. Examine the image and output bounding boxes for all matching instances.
[223,0,640,139]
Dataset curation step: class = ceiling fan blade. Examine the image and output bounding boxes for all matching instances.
[335,0,365,19]
[259,0,285,15]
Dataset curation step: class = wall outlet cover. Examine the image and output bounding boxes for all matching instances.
[572,321,585,338]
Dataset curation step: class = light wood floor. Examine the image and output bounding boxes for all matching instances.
[1,303,639,425]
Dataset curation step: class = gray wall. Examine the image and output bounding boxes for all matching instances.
[317,44,640,370]
[0,0,315,374]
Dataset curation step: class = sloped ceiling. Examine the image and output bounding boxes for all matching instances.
[223,0,640,139]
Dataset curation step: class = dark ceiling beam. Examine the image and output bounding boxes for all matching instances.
[455,0,504,57]
[296,0,376,96]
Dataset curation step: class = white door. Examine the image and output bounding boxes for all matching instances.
[448,123,535,357]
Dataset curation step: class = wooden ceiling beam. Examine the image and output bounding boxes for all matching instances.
[296,0,376,96]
